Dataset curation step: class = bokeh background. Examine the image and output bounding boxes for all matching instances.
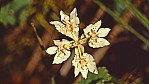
[0,0,149,84]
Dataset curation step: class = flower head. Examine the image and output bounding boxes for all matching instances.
[46,8,111,79]
[72,45,98,79]
[46,39,71,64]
[83,20,111,48]
[50,8,79,40]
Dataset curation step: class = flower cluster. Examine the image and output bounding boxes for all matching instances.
[46,8,111,79]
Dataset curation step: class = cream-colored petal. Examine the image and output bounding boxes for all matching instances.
[80,67,88,79]
[73,26,79,40]
[50,21,65,30]
[50,21,68,36]
[72,56,81,77]
[92,20,102,32]
[52,50,71,64]
[88,38,97,48]
[84,53,98,74]
[60,10,69,23]
[88,62,98,74]
[72,54,80,77]
[89,38,110,48]
[97,38,110,47]
[52,53,63,64]
[70,8,79,40]
[46,46,57,55]
[83,20,102,38]
[62,39,71,44]
[88,63,98,74]
[70,8,80,25]
[50,21,75,39]
[53,40,61,46]
[67,32,75,39]
[83,24,93,37]
[73,63,80,77]
[97,28,111,37]
[53,39,70,46]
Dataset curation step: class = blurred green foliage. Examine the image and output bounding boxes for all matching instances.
[113,0,126,17]
[114,0,149,30]
[123,0,149,30]
[94,0,149,46]
[0,0,30,26]
[77,67,112,84]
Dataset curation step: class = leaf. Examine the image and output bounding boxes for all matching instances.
[113,0,126,16]
[0,0,30,26]
[77,67,112,84]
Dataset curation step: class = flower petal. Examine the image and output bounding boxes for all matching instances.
[70,8,80,40]
[80,67,88,79]
[53,50,71,64]
[74,64,80,77]
[50,21,68,36]
[50,21,76,39]
[53,40,61,46]
[62,39,71,44]
[53,39,70,46]
[83,24,93,38]
[93,20,102,32]
[73,27,79,40]
[50,21,65,30]
[70,8,80,25]
[72,56,80,77]
[46,46,57,55]
[84,53,98,74]
[89,38,110,48]
[97,28,111,37]
[83,20,101,38]
[60,10,69,23]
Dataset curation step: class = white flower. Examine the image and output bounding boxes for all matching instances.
[72,45,98,79]
[50,8,79,40]
[46,39,71,64]
[83,20,111,48]
[46,8,112,79]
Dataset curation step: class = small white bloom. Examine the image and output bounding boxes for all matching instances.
[46,46,58,55]
[50,8,79,40]
[46,39,71,64]
[72,46,98,79]
[83,20,111,48]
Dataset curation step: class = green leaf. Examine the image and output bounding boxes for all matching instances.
[77,67,112,84]
[113,0,127,17]
[0,0,30,26]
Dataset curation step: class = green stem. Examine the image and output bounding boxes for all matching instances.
[51,76,56,84]
[78,46,83,57]
[71,32,78,41]
[31,22,45,50]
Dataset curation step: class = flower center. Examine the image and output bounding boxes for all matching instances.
[65,23,74,32]
[58,44,68,54]
[76,56,88,69]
